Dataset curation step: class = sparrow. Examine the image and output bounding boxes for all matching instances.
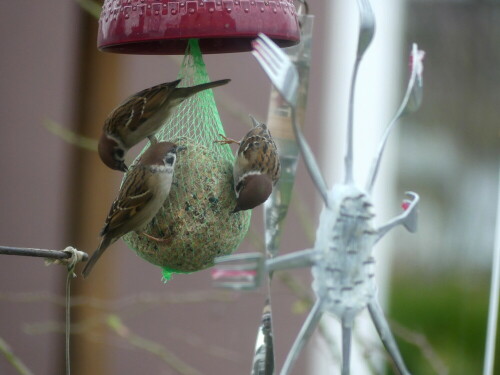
[216,116,281,213]
[82,141,183,278]
[99,78,230,172]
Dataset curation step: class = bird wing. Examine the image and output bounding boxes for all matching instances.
[237,126,281,184]
[106,80,181,135]
[100,169,154,237]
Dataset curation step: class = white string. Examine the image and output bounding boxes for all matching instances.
[45,246,86,375]
[44,246,86,274]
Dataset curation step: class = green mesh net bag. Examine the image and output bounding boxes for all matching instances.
[122,39,251,280]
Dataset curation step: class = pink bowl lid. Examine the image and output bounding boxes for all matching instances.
[98,0,301,54]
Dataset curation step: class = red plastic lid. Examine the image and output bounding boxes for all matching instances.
[98,0,301,54]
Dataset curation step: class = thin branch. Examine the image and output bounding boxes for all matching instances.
[21,313,242,367]
[106,315,202,375]
[291,189,316,244]
[44,119,98,151]
[354,325,397,375]
[17,291,238,338]
[276,271,314,307]
[65,265,77,375]
[0,290,235,310]
[390,320,448,375]
[246,228,266,253]
[0,246,88,262]
[276,271,342,365]
[75,0,102,19]
[317,319,340,363]
[166,327,242,363]
[5,276,446,374]
[0,337,34,375]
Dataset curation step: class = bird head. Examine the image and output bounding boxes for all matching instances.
[98,133,128,172]
[140,142,186,170]
[233,173,273,213]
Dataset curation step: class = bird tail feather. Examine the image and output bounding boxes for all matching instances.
[82,236,113,278]
[177,79,231,99]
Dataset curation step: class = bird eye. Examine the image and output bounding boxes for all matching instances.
[114,148,125,159]
[165,155,175,165]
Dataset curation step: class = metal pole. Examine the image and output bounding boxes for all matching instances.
[483,166,500,375]
[0,245,88,262]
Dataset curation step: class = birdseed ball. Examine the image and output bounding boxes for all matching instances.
[123,137,251,274]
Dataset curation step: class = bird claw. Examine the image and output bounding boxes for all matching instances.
[141,232,172,245]
[214,134,240,145]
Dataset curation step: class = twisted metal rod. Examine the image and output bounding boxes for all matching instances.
[0,246,88,262]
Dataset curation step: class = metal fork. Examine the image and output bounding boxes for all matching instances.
[251,34,330,208]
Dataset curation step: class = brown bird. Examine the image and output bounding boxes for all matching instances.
[99,78,230,172]
[216,116,281,213]
[83,142,183,278]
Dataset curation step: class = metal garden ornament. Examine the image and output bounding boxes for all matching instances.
[214,0,425,374]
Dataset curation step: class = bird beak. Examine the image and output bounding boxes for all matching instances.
[249,115,260,127]
[119,162,128,172]
[231,205,242,214]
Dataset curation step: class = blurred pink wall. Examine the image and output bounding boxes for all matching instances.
[0,1,80,374]
[0,1,329,374]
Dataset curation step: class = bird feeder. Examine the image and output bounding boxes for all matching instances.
[95,0,301,279]
[98,0,301,54]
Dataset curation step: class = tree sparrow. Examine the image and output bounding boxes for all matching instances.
[99,78,230,172]
[83,141,183,277]
[216,116,281,213]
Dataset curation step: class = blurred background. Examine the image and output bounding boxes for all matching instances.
[0,0,499,374]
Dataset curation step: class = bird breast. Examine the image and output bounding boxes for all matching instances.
[127,171,173,233]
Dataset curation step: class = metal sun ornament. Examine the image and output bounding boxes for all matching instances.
[213,1,425,374]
